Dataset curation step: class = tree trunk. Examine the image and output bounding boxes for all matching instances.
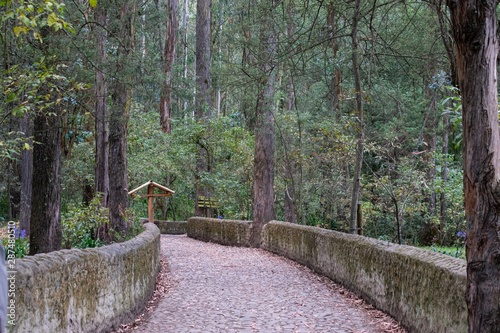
[424,83,437,216]
[349,0,364,234]
[160,0,178,134]
[327,0,342,121]
[433,0,458,87]
[183,0,188,115]
[194,0,212,217]
[109,0,134,235]
[440,112,449,241]
[94,2,110,207]
[283,0,296,224]
[7,116,20,221]
[240,0,257,132]
[447,0,500,330]
[19,112,32,234]
[29,110,62,254]
[252,2,277,246]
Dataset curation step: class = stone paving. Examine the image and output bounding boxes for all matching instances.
[133,235,394,333]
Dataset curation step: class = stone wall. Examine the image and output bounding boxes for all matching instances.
[10,223,161,333]
[139,219,187,234]
[261,221,467,333]
[187,217,252,247]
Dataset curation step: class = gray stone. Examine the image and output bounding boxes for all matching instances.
[261,221,467,333]
[9,223,161,333]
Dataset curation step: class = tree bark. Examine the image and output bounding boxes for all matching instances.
[194,0,212,217]
[7,116,20,221]
[109,0,134,235]
[19,112,32,234]
[160,0,178,134]
[94,1,110,207]
[447,0,500,330]
[252,1,277,246]
[29,110,62,254]
[440,112,449,240]
[424,83,437,216]
[182,0,188,114]
[283,0,297,224]
[240,0,257,132]
[349,0,364,234]
[327,0,342,121]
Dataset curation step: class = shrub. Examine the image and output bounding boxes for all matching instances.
[62,195,108,249]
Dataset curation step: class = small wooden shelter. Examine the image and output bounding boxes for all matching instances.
[128,180,175,223]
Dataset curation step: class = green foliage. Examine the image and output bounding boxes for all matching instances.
[2,225,29,259]
[127,107,254,221]
[1,0,74,38]
[0,0,471,252]
[3,58,89,118]
[61,195,108,249]
[112,207,143,241]
[0,191,9,222]
[426,246,465,260]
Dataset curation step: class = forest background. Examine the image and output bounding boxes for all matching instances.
[0,0,468,252]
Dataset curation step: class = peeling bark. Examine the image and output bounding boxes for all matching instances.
[252,1,277,246]
[447,0,500,330]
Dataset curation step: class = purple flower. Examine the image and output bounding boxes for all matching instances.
[14,228,26,239]
[218,216,223,219]
[457,231,466,238]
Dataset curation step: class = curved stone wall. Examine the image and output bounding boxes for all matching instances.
[139,219,187,235]
[261,221,467,333]
[9,223,161,333]
[187,217,252,247]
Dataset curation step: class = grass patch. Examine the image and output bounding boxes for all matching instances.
[421,246,465,260]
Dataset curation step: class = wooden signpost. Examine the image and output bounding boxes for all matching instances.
[128,180,175,223]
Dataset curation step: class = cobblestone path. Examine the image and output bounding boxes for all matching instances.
[134,235,392,333]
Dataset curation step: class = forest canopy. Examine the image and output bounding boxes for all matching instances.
[0,0,467,246]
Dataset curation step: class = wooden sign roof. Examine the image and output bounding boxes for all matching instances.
[128,180,175,196]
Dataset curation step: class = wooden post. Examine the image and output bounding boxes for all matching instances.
[148,183,154,223]
[357,203,363,236]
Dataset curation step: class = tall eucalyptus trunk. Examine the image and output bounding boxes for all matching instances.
[252,0,277,246]
[284,0,296,224]
[30,108,62,254]
[349,0,364,234]
[94,1,109,207]
[109,0,135,234]
[447,0,500,330]
[160,0,178,134]
[19,112,32,234]
[327,0,342,121]
[194,0,212,217]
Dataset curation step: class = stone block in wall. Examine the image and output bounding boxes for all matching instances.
[9,223,161,333]
[186,217,252,247]
[139,219,187,234]
[154,221,187,234]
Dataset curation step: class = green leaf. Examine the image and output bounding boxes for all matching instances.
[2,11,14,21]
[33,32,42,42]
[13,26,24,36]
[47,12,57,26]
[89,0,97,7]
[6,92,16,103]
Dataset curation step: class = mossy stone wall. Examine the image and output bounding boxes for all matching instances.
[139,219,187,234]
[261,221,467,333]
[187,217,252,247]
[10,223,161,333]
